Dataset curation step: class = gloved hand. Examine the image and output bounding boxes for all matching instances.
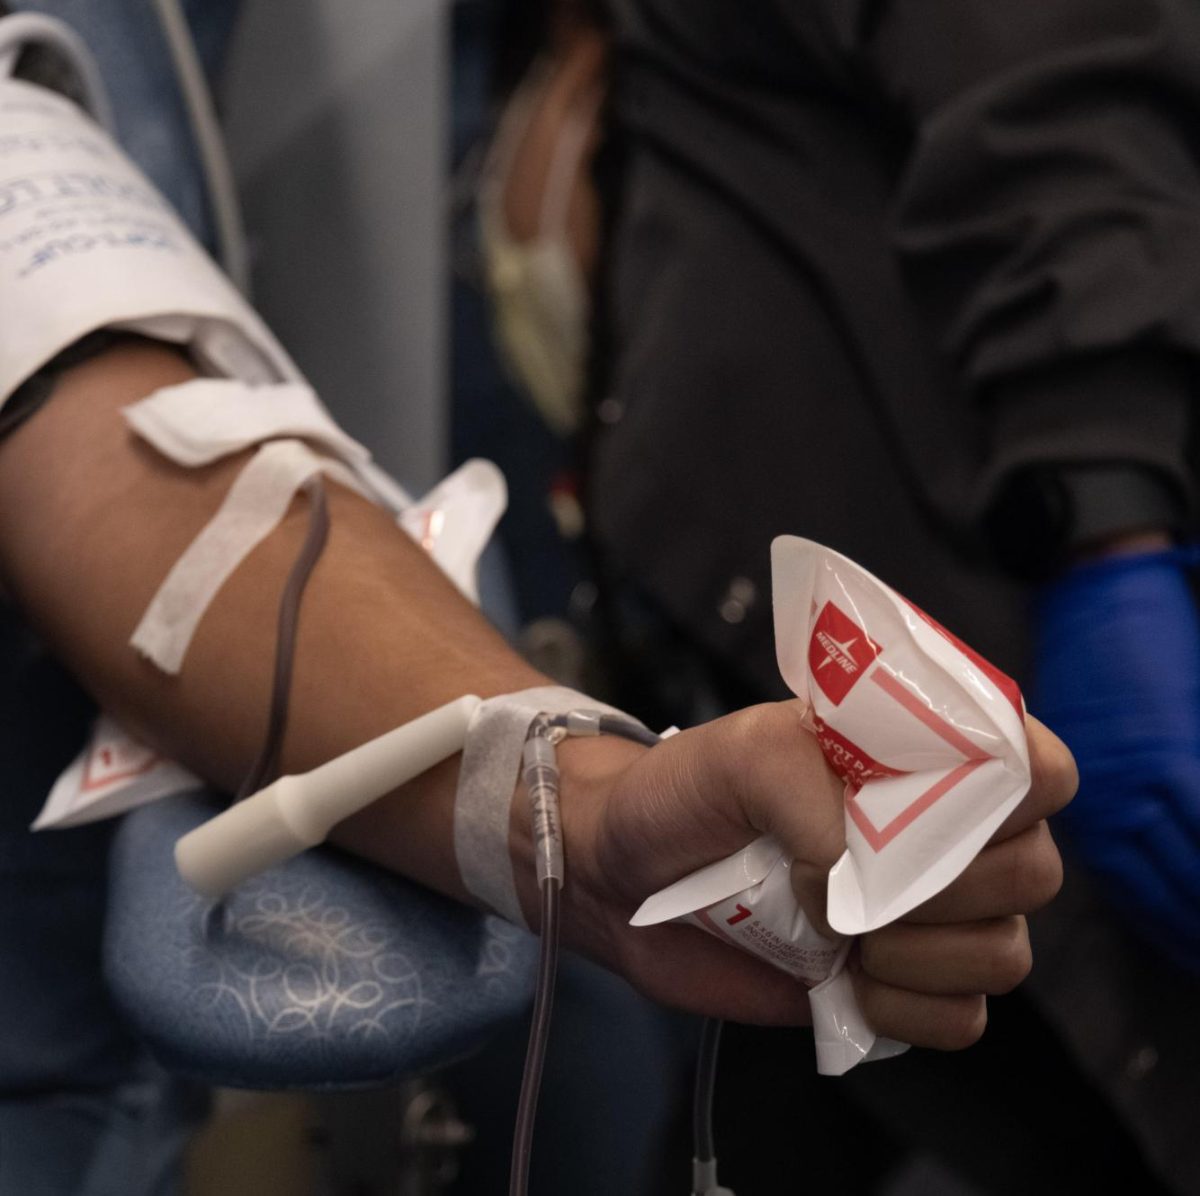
[1032,548,1200,972]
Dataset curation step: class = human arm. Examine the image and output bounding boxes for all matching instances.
[0,337,1075,1041]
[816,0,1199,507]
[0,337,546,906]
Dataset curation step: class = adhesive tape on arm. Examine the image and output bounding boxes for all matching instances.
[454,686,626,928]
[130,439,363,674]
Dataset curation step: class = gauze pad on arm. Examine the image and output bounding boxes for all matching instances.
[125,377,508,605]
[633,537,1031,1074]
[122,379,371,471]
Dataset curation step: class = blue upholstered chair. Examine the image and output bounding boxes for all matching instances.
[105,789,538,1090]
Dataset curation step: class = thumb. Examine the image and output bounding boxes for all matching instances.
[701,701,846,937]
[591,700,844,917]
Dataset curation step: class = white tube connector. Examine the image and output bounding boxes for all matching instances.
[692,1158,736,1196]
[521,733,564,887]
[175,695,482,898]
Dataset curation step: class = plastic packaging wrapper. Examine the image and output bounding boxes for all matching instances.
[633,537,1030,1074]
[398,459,507,606]
[33,715,202,830]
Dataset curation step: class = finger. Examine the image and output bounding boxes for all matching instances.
[714,701,846,939]
[859,917,1031,996]
[904,821,1063,923]
[720,700,847,874]
[990,714,1077,843]
[850,966,988,1050]
[790,858,837,941]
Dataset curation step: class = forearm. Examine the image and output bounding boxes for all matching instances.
[0,338,549,903]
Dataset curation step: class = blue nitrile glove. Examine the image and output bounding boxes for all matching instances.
[1032,547,1200,973]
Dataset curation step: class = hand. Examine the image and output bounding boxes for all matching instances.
[1032,545,1200,972]
[540,701,1074,1049]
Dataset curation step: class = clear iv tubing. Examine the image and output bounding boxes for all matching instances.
[692,1017,724,1195]
[509,712,664,1196]
[150,0,251,292]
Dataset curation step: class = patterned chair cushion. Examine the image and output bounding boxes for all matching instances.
[104,791,538,1090]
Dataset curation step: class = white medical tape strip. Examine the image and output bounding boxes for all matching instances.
[455,685,629,927]
[125,377,413,515]
[122,378,370,469]
[0,77,299,400]
[130,438,362,674]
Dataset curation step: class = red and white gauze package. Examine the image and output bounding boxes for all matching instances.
[631,537,1031,1075]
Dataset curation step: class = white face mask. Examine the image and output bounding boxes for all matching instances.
[478,63,603,438]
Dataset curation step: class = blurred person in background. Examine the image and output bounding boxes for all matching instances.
[479,0,1200,1193]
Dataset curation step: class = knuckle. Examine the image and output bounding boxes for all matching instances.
[939,997,989,1050]
[988,918,1033,993]
[1031,726,1079,816]
[1006,824,1064,913]
[723,701,844,867]
[727,701,810,756]
[712,703,790,792]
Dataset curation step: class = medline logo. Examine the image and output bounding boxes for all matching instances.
[814,629,860,676]
[808,602,881,705]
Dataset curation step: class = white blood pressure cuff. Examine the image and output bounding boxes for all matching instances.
[455,686,629,927]
[0,76,295,399]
